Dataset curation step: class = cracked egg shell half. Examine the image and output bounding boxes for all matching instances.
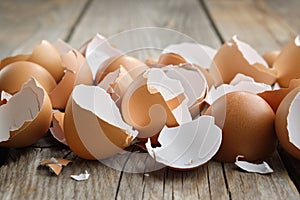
[121,67,207,144]
[64,84,138,160]
[205,91,277,162]
[275,86,300,160]
[210,35,277,86]
[0,78,52,148]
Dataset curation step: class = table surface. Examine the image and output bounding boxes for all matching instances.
[0,0,300,199]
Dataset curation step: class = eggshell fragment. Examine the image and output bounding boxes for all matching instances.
[50,110,67,145]
[211,35,277,85]
[146,116,222,169]
[0,78,52,147]
[28,40,65,82]
[64,85,138,160]
[205,92,276,162]
[274,36,300,87]
[262,50,280,67]
[235,156,273,174]
[158,53,186,66]
[40,157,71,176]
[258,78,300,112]
[206,74,272,105]
[70,170,90,181]
[275,86,300,160]
[49,50,93,109]
[0,61,57,94]
[163,42,217,69]
[81,33,122,78]
[121,68,192,142]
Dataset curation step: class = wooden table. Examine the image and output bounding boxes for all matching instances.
[1,0,300,199]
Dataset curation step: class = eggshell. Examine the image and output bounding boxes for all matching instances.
[234,156,273,174]
[49,50,93,109]
[0,54,30,70]
[28,40,65,82]
[258,78,300,112]
[0,78,52,147]
[275,86,300,160]
[121,68,192,142]
[64,85,138,160]
[95,55,148,84]
[273,36,300,87]
[193,64,215,89]
[0,61,56,94]
[158,53,186,66]
[146,116,222,169]
[50,110,67,145]
[211,35,277,86]
[163,42,217,69]
[262,50,280,67]
[206,74,272,105]
[205,92,276,162]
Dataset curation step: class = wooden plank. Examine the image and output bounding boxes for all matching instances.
[204,0,298,53]
[0,0,89,58]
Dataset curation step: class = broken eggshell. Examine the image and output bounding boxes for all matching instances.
[121,68,192,143]
[0,78,52,147]
[49,49,93,109]
[40,157,71,176]
[234,156,273,174]
[146,116,222,169]
[274,36,300,87]
[275,86,300,160]
[262,50,280,67]
[205,91,277,162]
[210,35,277,86]
[0,61,57,94]
[50,110,67,145]
[64,84,138,160]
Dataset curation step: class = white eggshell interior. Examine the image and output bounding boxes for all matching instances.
[0,78,43,142]
[235,156,273,174]
[146,116,222,169]
[287,92,300,149]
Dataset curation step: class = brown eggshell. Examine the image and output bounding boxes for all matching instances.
[0,54,30,70]
[50,111,67,145]
[275,86,300,160]
[28,40,65,82]
[262,50,280,67]
[211,36,277,86]
[95,55,148,84]
[205,92,277,162]
[0,78,52,148]
[49,50,93,109]
[158,53,186,66]
[258,79,300,112]
[0,61,56,94]
[193,64,215,88]
[274,36,300,87]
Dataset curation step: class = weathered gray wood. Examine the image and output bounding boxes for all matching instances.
[0,0,89,58]
[204,0,298,53]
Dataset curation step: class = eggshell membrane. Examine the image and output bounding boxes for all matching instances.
[0,78,52,148]
[158,53,186,66]
[64,85,137,160]
[262,50,280,67]
[205,92,276,162]
[211,36,277,86]
[0,61,56,94]
[50,111,67,145]
[95,55,148,84]
[273,36,300,87]
[275,86,300,160]
[146,116,222,170]
[258,79,300,112]
[0,54,30,70]
[49,50,93,109]
[28,40,65,82]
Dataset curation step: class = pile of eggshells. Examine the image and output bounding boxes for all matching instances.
[0,33,300,171]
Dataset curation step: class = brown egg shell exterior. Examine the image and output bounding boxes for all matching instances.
[205,91,277,163]
[262,50,280,68]
[0,54,31,70]
[0,61,57,94]
[157,53,186,66]
[275,86,300,160]
[0,84,52,148]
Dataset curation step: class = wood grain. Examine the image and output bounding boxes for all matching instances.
[0,0,89,58]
